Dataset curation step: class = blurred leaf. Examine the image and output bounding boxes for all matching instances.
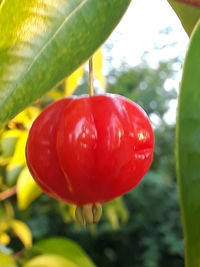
[0,222,9,233]
[0,233,10,245]
[176,20,200,266]
[47,90,64,100]
[1,130,21,139]
[24,254,76,267]
[65,66,84,96]
[4,108,40,168]
[93,49,106,89]
[105,206,119,229]
[0,253,17,267]
[0,0,131,127]
[10,220,32,248]
[0,130,21,162]
[7,132,28,170]
[168,0,200,36]
[104,197,129,229]
[0,137,18,161]
[17,167,41,210]
[58,203,76,223]
[69,205,76,221]
[33,237,96,267]
[4,202,15,220]
[6,166,23,187]
[9,107,40,129]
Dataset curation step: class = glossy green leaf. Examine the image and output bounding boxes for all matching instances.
[176,20,200,267]
[33,237,95,267]
[0,253,17,267]
[168,0,200,36]
[24,254,76,267]
[0,0,131,128]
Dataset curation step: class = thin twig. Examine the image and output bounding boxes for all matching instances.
[12,249,24,260]
[0,186,17,201]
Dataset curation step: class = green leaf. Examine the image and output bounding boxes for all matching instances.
[0,129,21,160]
[168,0,200,36]
[24,254,76,267]
[33,237,95,267]
[6,166,23,187]
[0,137,18,159]
[0,253,17,267]
[176,20,200,266]
[0,0,131,127]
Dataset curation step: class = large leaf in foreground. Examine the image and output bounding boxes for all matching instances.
[33,237,95,267]
[24,254,76,267]
[0,0,130,127]
[176,20,200,267]
[168,0,200,36]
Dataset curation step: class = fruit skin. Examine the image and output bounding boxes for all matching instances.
[26,94,154,205]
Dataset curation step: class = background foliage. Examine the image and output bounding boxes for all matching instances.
[0,50,183,266]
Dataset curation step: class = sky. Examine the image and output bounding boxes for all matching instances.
[106,0,189,67]
[104,0,190,124]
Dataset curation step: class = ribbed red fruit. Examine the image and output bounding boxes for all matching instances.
[26,94,154,205]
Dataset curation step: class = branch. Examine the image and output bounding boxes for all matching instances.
[0,186,17,201]
[174,0,200,8]
[12,249,24,260]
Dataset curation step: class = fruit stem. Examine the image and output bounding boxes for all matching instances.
[89,57,94,96]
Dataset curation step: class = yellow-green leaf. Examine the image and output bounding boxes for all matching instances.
[1,130,21,139]
[0,253,17,267]
[104,197,129,229]
[17,167,41,210]
[93,49,106,90]
[10,220,32,248]
[65,66,84,96]
[105,206,119,230]
[0,129,21,162]
[168,0,200,36]
[0,222,9,233]
[34,237,96,267]
[7,131,28,170]
[47,90,64,100]
[24,254,76,267]
[9,107,40,129]
[4,201,15,220]
[0,233,10,245]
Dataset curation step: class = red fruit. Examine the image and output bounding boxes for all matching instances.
[26,94,154,224]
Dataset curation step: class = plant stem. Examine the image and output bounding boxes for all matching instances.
[0,186,16,201]
[89,57,94,96]
[12,249,24,260]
